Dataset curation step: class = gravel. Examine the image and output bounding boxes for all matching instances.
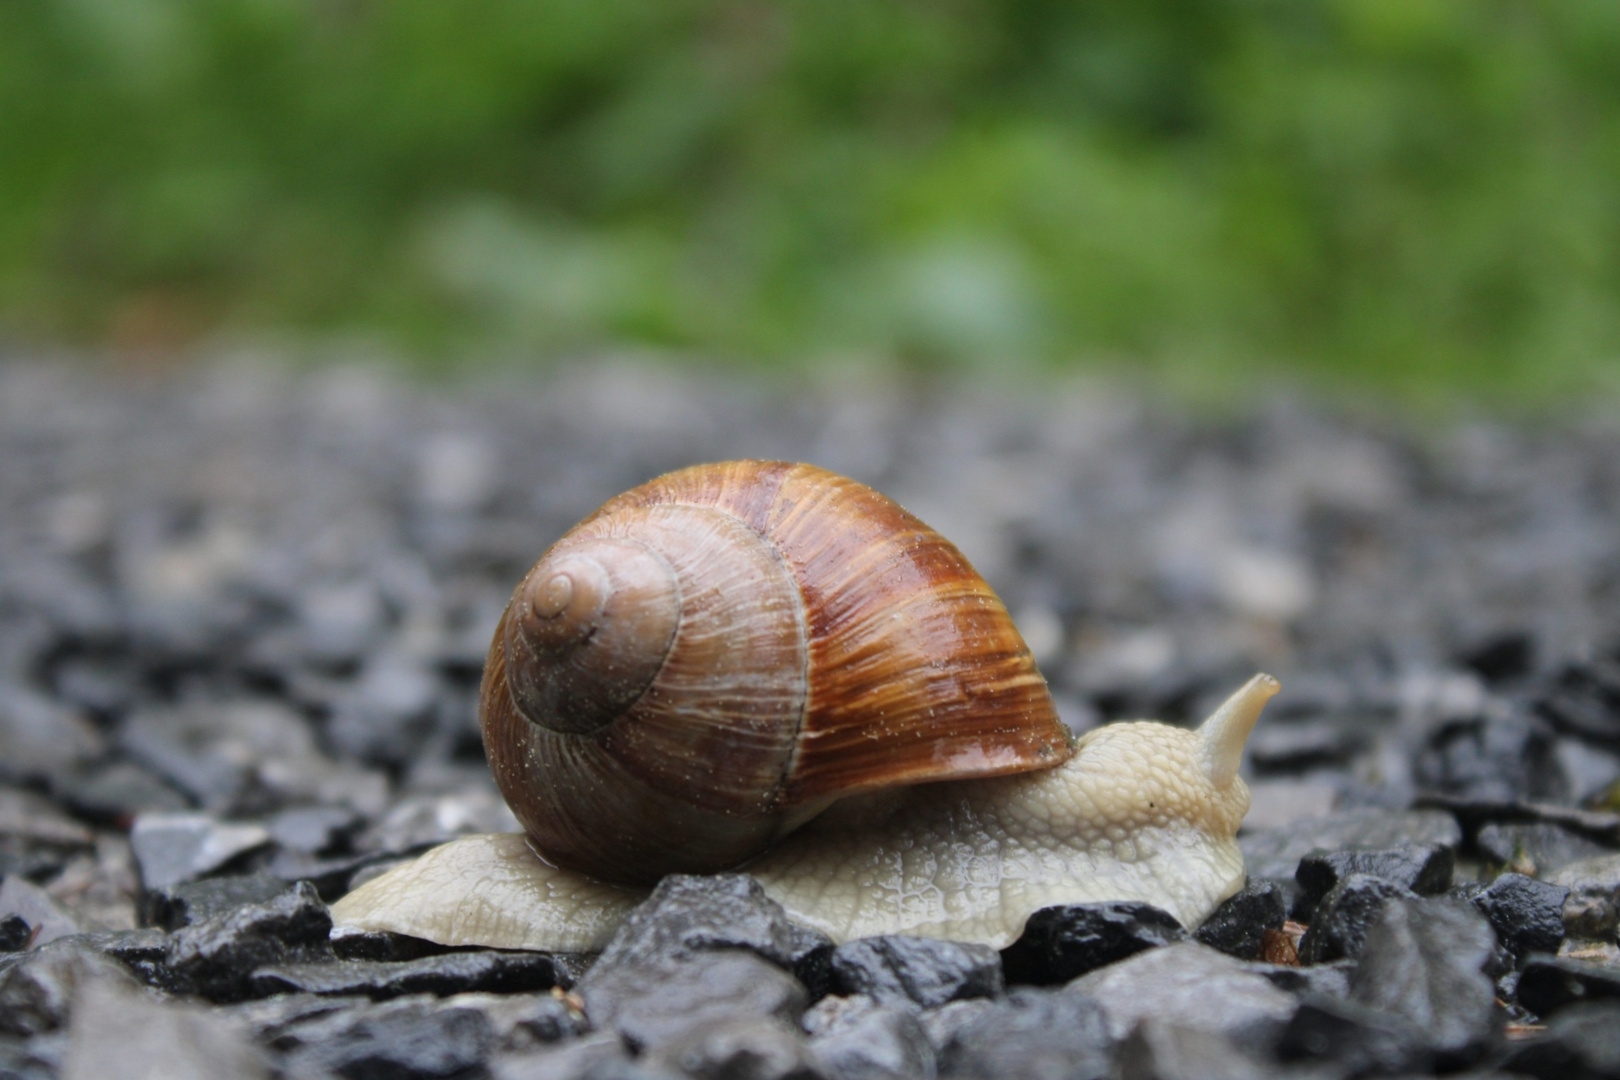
[4,358,1620,1077]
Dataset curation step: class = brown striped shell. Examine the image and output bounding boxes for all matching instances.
[479,460,1073,885]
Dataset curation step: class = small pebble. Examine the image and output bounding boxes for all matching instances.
[830,935,1002,1008]
[1000,901,1185,984]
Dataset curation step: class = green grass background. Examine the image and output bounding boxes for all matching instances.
[3,0,1619,403]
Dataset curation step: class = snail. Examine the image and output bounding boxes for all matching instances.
[331,461,1278,951]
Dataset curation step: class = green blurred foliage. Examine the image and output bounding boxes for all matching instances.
[2,0,1618,399]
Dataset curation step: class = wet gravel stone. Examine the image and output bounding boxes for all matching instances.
[1415,710,1569,803]
[1499,1000,1620,1080]
[1117,1019,1269,1080]
[1276,993,1432,1076]
[137,869,291,929]
[252,949,579,999]
[1294,842,1454,920]
[593,875,806,974]
[1347,897,1500,1066]
[128,812,271,890]
[830,936,1003,1008]
[1000,901,1185,985]
[1193,881,1287,960]
[0,913,30,951]
[1470,872,1568,961]
[275,994,497,1080]
[1475,821,1613,877]
[0,939,140,1037]
[1297,873,1417,963]
[164,880,333,1001]
[934,987,1113,1080]
[1516,955,1620,1018]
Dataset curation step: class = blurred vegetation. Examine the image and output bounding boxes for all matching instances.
[2,0,1619,400]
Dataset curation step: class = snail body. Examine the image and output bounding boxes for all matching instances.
[332,461,1276,950]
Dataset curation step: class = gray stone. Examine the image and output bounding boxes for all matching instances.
[1294,842,1454,917]
[129,813,271,890]
[0,876,93,947]
[808,1004,935,1080]
[1297,873,1417,964]
[1348,898,1499,1065]
[1275,993,1430,1076]
[60,977,268,1080]
[1239,808,1462,880]
[278,994,497,1080]
[1501,1000,1620,1080]
[592,875,806,976]
[267,805,362,855]
[1069,941,1297,1047]
[1118,1019,1271,1080]
[584,949,809,1052]
[1516,955,1620,1018]
[0,939,138,1036]
[830,935,1002,1008]
[252,949,578,999]
[935,987,1113,1080]
[491,1031,654,1080]
[1471,872,1568,959]
[449,991,590,1052]
[138,870,292,930]
[647,1015,826,1080]
[1549,853,1620,939]
[1477,822,1613,878]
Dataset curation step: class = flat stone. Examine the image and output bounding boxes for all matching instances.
[1500,1000,1620,1080]
[1549,853,1620,939]
[935,987,1113,1080]
[830,935,1002,1008]
[1517,955,1620,1018]
[584,949,809,1053]
[165,880,332,1002]
[1297,874,1417,964]
[1069,941,1297,1047]
[1472,872,1568,959]
[646,1015,825,1080]
[1118,1019,1271,1080]
[252,950,578,999]
[0,876,91,947]
[1294,843,1453,919]
[267,805,361,855]
[138,871,292,930]
[1193,881,1287,960]
[1348,898,1499,1065]
[129,813,271,890]
[0,788,95,849]
[278,994,497,1080]
[807,1003,934,1080]
[1001,901,1184,985]
[60,977,268,1080]
[1239,808,1461,880]
[1477,822,1614,878]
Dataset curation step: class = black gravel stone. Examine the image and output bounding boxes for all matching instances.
[1347,897,1499,1066]
[1500,1000,1620,1080]
[252,950,578,999]
[593,875,804,975]
[0,913,30,951]
[584,949,809,1053]
[807,1003,934,1080]
[830,935,1003,1008]
[1297,873,1416,963]
[1276,993,1431,1076]
[277,996,496,1080]
[1000,901,1184,986]
[1294,842,1453,919]
[1416,710,1569,802]
[646,1015,824,1080]
[491,1030,663,1080]
[936,987,1113,1080]
[1239,808,1462,880]
[164,880,333,1001]
[128,813,271,891]
[1537,654,1620,747]
[1193,881,1287,960]
[1472,872,1569,961]
[138,870,293,930]
[1516,955,1620,1018]
[70,928,172,986]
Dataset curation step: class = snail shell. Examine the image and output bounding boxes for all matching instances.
[481,460,1072,885]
